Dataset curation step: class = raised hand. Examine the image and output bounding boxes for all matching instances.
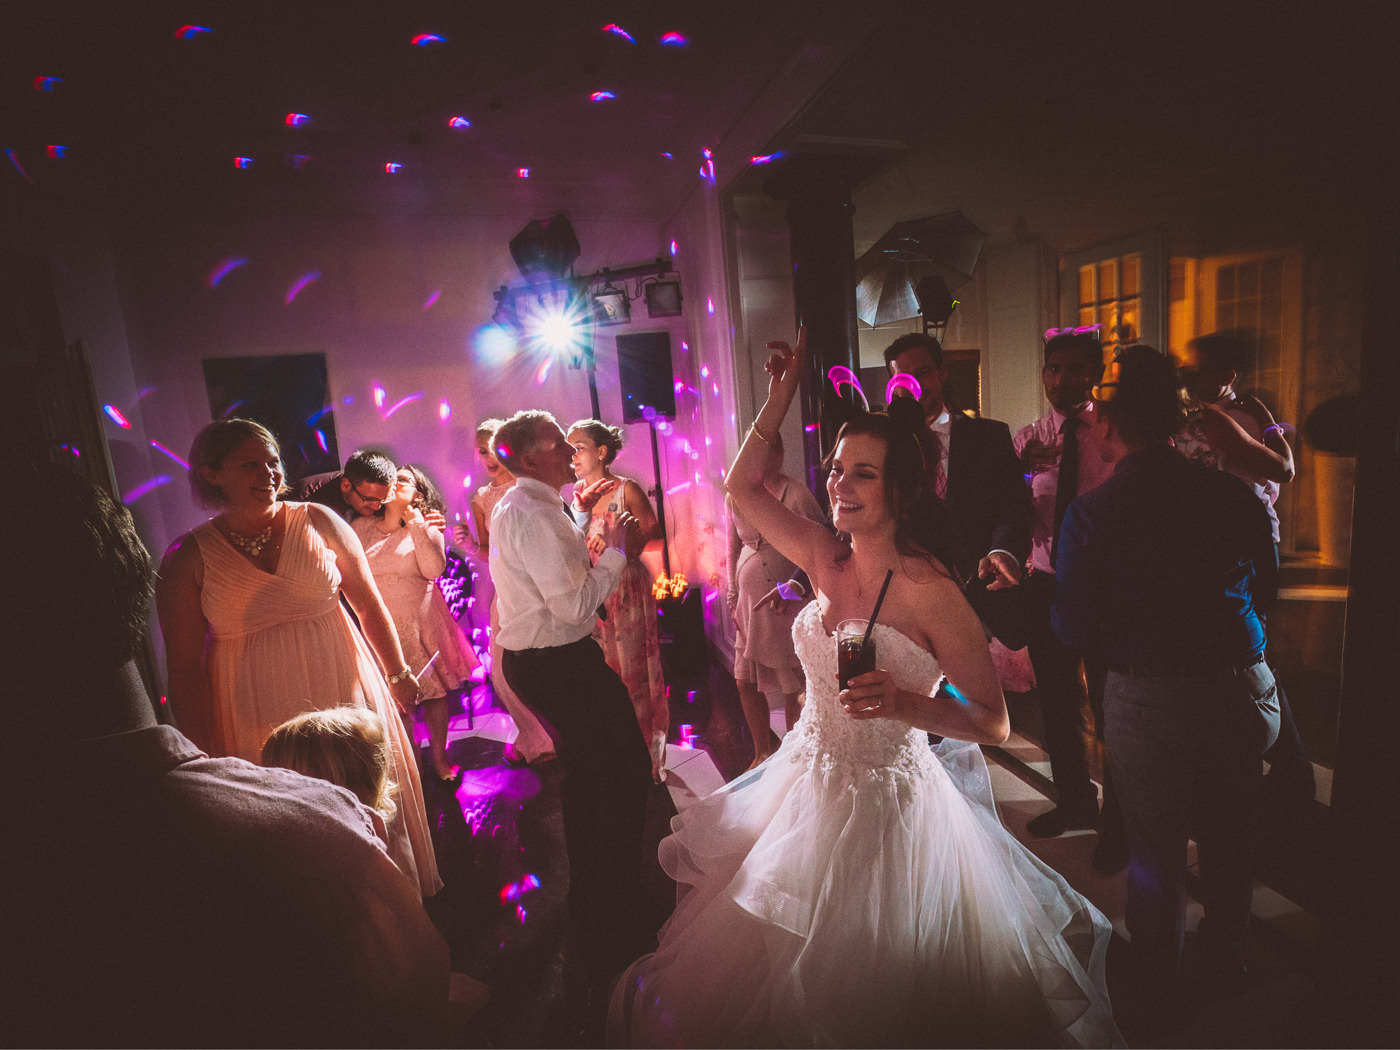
[422,507,447,529]
[763,325,806,409]
[575,476,619,514]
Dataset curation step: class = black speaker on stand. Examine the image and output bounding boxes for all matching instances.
[614,331,705,674]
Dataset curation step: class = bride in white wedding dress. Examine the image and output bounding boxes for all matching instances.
[608,330,1121,1048]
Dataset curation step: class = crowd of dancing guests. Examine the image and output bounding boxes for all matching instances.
[10,323,1303,1046]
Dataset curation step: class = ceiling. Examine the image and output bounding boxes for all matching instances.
[2,0,864,223]
[3,1,1392,230]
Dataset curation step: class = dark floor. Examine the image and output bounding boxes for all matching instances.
[414,650,1365,1048]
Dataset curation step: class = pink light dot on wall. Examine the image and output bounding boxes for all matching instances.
[462,474,473,490]
[288,154,312,169]
[5,149,32,183]
[102,405,131,428]
[411,34,447,45]
[669,240,678,256]
[423,289,441,309]
[659,32,688,46]
[448,116,471,129]
[382,393,423,420]
[700,365,710,378]
[206,256,247,287]
[150,440,190,470]
[516,168,530,178]
[660,152,673,160]
[46,145,69,159]
[284,270,320,304]
[535,361,552,384]
[749,152,784,165]
[601,23,636,42]
[33,77,63,91]
[373,386,387,408]
[712,382,720,397]
[123,475,171,502]
[315,429,329,453]
[439,401,451,421]
[385,162,403,173]
[174,26,211,39]
[284,113,310,126]
[706,298,715,314]
[681,341,689,353]
[589,91,617,102]
[234,157,254,169]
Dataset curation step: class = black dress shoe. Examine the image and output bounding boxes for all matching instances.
[1092,835,1129,874]
[1026,803,1099,838]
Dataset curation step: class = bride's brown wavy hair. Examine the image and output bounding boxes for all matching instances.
[821,396,965,583]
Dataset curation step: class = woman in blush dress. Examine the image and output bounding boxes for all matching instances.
[353,464,479,783]
[727,431,826,769]
[567,419,668,784]
[156,419,441,897]
[451,420,556,766]
[609,331,1121,1048]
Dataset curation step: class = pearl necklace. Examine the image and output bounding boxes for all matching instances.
[226,522,273,557]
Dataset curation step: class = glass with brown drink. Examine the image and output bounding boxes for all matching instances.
[836,618,876,690]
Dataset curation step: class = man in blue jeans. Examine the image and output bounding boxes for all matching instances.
[1052,346,1280,1016]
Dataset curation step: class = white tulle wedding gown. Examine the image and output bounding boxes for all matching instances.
[609,602,1122,1048]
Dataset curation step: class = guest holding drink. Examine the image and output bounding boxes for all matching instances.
[353,464,479,783]
[567,419,669,783]
[609,330,1120,1048]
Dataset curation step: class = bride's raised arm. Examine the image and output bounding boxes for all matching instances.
[726,327,839,581]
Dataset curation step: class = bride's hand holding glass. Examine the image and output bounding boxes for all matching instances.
[840,667,902,720]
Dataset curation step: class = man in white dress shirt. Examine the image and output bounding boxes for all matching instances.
[488,410,654,998]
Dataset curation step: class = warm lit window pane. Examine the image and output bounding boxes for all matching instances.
[1079,266,1095,305]
[1079,306,1096,328]
[1098,260,1117,299]
[1122,254,1141,297]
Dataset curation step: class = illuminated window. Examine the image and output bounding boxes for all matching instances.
[1060,232,1163,370]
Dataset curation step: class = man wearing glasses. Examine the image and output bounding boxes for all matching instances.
[300,450,444,528]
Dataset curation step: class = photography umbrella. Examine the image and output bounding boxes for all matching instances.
[855,211,987,328]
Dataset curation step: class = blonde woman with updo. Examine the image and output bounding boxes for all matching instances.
[568,419,668,782]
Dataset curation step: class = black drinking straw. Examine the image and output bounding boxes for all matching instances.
[860,570,895,654]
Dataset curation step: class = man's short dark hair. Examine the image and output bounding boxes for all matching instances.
[883,332,943,371]
[13,463,151,683]
[1189,330,1254,376]
[1044,332,1103,371]
[1101,345,1186,447]
[343,450,397,487]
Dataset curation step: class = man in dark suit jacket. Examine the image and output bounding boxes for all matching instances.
[296,449,398,522]
[885,333,1033,647]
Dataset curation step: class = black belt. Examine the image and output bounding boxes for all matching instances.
[1108,652,1266,679]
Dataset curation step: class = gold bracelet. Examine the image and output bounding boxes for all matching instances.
[751,422,778,446]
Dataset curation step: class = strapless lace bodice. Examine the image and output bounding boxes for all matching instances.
[785,602,946,785]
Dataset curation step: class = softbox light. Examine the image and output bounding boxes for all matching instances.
[510,214,581,279]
